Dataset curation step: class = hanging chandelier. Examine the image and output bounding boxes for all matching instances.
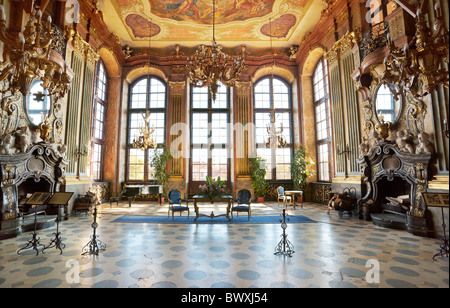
[186,0,245,101]
[133,111,157,150]
[133,20,156,151]
[0,4,71,99]
[383,1,448,98]
[266,19,286,151]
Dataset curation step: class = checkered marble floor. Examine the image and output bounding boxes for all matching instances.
[0,201,448,288]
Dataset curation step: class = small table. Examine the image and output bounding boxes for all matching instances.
[285,191,303,209]
[192,195,233,221]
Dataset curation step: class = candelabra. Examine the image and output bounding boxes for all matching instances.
[81,204,106,256]
[274,209,295,257]
[0,4,71,99]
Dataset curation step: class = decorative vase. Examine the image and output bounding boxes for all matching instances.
[257,197,264,203]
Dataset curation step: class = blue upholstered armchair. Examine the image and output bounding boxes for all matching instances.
[168,190,189,220]
[231,190,252,220]
[277,186,292,208]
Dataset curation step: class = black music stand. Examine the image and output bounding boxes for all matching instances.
[17,192,52,255]
[423,192,449,261]
[42,192,74,254]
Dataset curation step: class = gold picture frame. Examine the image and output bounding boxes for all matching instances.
[422,193,449,208]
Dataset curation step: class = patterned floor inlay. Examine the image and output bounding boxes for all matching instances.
[0,201,448,288]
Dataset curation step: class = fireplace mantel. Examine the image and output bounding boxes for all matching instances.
[358,141,434,235]
[0,143,68,239]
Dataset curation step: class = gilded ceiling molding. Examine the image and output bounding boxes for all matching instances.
[324,28,361,64]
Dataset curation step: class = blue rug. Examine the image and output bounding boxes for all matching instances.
[111,214,316,224]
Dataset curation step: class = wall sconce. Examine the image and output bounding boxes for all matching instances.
[75,145,88,159]
[444,119,449,139]
[337,144,350,156]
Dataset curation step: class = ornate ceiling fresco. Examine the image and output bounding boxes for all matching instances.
[101,0,324,50]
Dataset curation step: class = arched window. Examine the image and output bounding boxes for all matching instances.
[254,76,293,180]
[90,60,107,181]
[127,76,167,181]
[313,57,333,182]
[189,83,230,188]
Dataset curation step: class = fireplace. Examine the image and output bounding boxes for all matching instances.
[0,143,67,239]
[358,141,434,236]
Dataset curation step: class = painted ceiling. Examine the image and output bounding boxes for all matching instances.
[101,0,325,50]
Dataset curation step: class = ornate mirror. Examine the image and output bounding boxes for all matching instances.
[25,80,51,126]
[374,83,402,125]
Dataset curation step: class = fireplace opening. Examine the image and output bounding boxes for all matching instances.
[371,176,412,230]
[17,178,53,214]
[377,177,411,214]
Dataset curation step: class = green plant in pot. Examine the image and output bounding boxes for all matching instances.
[291,145,316,202]
[149,146,172,203]
[249,156,268,202]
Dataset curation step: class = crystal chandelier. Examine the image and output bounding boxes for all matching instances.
[266,19,286,151]
[187,0,245,101]
[0,4,71,99]
[383,1,448,98]
[133,111,157,150]
[132,21,156,150]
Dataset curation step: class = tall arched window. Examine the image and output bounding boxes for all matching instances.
[127,76,167,181]
[90,60,107,181]
[254,76,293,180]
[189,83,230,192]
[313,58,333,182]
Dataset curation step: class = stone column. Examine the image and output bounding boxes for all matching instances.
[103,76,122,193]
[234,81,254,198]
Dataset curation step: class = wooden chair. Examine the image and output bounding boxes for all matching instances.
[231,190,252,220]
[277,186,292,208]
[168,190,190,220]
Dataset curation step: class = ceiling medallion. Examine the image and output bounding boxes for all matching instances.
[186,0,245,101]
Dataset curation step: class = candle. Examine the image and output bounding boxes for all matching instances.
[0,5,6,21]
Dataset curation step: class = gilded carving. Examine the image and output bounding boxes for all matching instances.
[235,81,252,97]
[169,81,186,96]
[324,28,361,64]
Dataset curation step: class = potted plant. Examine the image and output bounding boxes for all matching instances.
[199,176,228,201]
[291,145,316,203]
[249,156,268,202]
[149,146,172,203]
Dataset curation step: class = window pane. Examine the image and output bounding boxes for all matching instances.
[192,113,209,144]
[211,148,228,180]
[149,113,165,144]
[192,148,208,181]
[192,87,208,109]
[128,149,145,180]
[313,59,332,182]
[256,148,272,180]
[211,113,228,144]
